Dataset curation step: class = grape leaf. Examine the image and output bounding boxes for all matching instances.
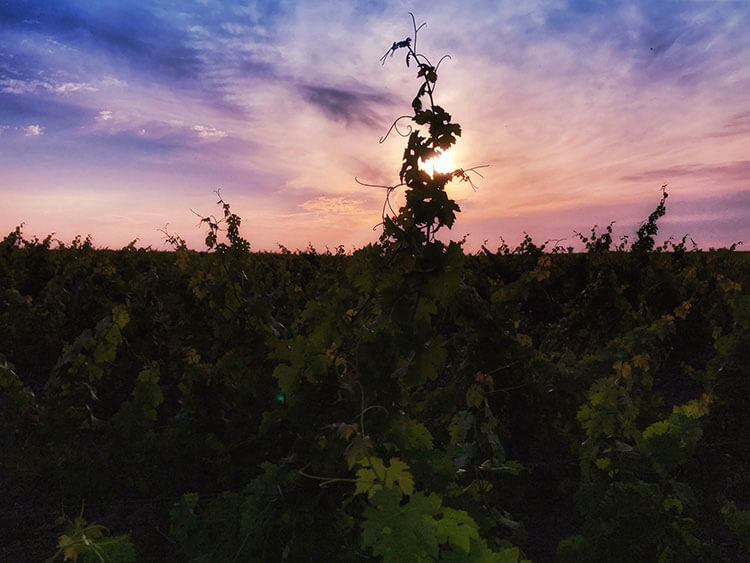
[170,493,200,545]
[272,364,300,396]
[441,540,523,562]
[449,411,474,445]
[436,507,480,553]
[391,415,434,451]
[355,457,415,497]
[362,488,441,562]
[466,384,484,408]
[384,457,414,494]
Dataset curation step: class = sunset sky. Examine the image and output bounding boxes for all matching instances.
[1,0,748,251]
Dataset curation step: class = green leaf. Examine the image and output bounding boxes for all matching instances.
[557,535,595,563]
[722,501,750,552]
[404,337,447,386]
[441,538,522,562]
[384,457,414,495]
[272,364,300,396]
[391,415,434,451]
[436,508,480,553]
[240,463,282,535]
[361,488,442,563]
[355,457,415,497]
[449,411,474,445]
[112,304,130,329]
[355,466,380,497]
[132,366,163,422]
[640,413,703,476]
[466,384,484,408]
[642,420,669,439]
[170,492,200,545]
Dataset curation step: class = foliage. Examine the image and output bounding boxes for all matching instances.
[1,14,749,563]
[3,190,749,561]
[722,501,750,553]
[47,507,135,563]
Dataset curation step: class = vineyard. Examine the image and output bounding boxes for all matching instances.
[3,17,750,563]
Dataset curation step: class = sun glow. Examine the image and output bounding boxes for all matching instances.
[419,149,454,178]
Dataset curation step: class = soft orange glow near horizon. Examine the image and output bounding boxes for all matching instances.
[1,2,749,252]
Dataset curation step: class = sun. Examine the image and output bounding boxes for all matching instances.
[419,148,454,178]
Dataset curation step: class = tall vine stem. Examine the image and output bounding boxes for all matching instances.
[371,12,486,261]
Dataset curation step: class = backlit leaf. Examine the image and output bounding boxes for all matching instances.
[436,507,480,552]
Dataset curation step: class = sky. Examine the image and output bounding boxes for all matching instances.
[1,0,749,252]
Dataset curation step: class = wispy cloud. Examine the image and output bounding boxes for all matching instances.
[23,124,44,136]
[0,1,203,80]
[300,196,368,216]
[715,110,750,138]
[80,119,232,157]
[621,161,750,185]
[300,85,393,127]
[1,0,748,250]
[0,78,97,95]
[193,124,228,140]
